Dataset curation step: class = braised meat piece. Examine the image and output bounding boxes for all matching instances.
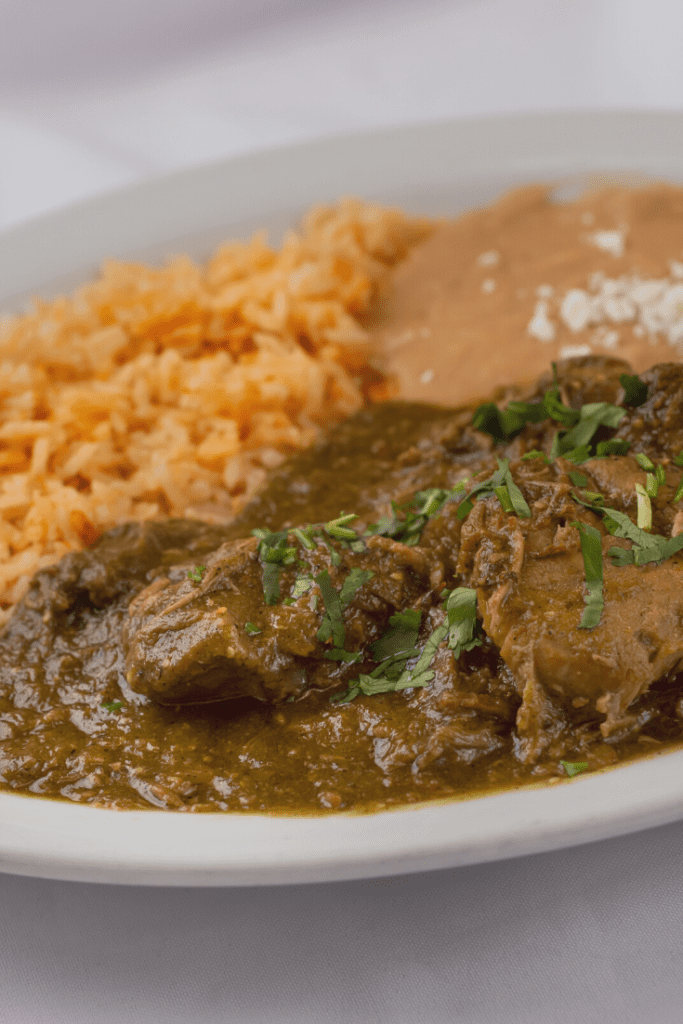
[123,534,435,705]
[457,455,683,759]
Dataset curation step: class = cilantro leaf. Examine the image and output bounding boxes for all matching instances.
[315,567,373,656]
[101,700,124,713]
[634,453,655,471]
[290,576,314,600]
[338,567,374,607]
[315,570,345,648]
[572,522,604,629]
[244,622,262,635]
[370,608,422,663]
[187,565,207,583]
[619,373,649,407]
[561,760,589,777]
[324,513,359,541]
[522,449,551,464]
[635,483,652,531]
[253,528,297,604]
[595,438,631,457]
[573,496,683,567]
[445,587,481,656]
[556,402,625,456]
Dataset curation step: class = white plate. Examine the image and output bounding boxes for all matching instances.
[2,110,683,887]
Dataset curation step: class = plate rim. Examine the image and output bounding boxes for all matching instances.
[2,109,683,886]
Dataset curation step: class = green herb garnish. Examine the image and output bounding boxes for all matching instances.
[568,470,589,488]
[370,608,422,666]
[444,587,482,657]
[521,449,552,463]
[290,576,314,600]
[324,513,359,541]
[595,438,631,457]
[332,588,480,703]
[316,566,373,658]
[244,622,262,635]
[635,483,652,531]
[619,372,649,407]
[574,495,683,567]
[555,402,625,456]
[253,528,297,604]
[572,522,604,629]
[634,453,655,472]
[457,459,530,521]
[187,565,207,583]
[101,700,124,714]
[561,760,589,777]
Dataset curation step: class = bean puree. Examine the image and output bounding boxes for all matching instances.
[369,184,683,406]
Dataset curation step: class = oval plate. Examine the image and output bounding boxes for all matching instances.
[1,110,683,886]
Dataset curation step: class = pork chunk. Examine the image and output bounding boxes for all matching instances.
[458,458,683,758]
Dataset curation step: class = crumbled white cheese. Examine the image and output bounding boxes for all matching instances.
[419,369,434,384]
[481,278,496,294]
[587,229,625,258]
[529,262,683,354]
[560,289,593,333]
[477,250,500,267]
[670,260,683,279]
[593,328,620,349]
[559,344,592,359]
[527,300,556,342]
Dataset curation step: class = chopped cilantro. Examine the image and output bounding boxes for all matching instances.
[561,760,589,777]
[332,589,480,704]
[290,576,314,600]
[675,479,683,504]
[556,402,625,456]
[595,438,631,457]
[316,566,373,658]
[522,449,551,463]
[290,526,316,550]
[187,565,207,583]
[445,587,481,657]
[572,522,604,629]
[619,372,649,407]
[101,700,124,714]
[253,528,297,604]
[656,464,666,486]
[457,459,530,522]
[574,495,683,567]
[634,453,655,472]
[244,622,262,635]
[635,483,652,532]
[371,608,422,664]
[315,570,345,648]
[324,513,359,541]
[568,471,589,488]
[365,484,466,547]
[562,443,592,464]
[494,485,514,513]
[675,452,683,468]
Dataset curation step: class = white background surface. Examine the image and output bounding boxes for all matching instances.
[3,1,683,1021]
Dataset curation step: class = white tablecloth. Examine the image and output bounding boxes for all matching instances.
[2,2,683,1021]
